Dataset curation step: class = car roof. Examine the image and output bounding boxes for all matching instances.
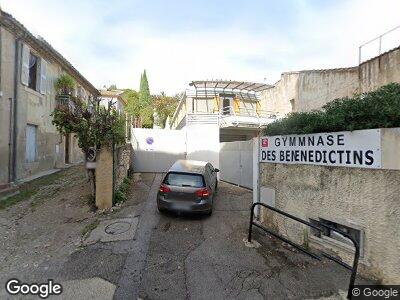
[169,160,209,175]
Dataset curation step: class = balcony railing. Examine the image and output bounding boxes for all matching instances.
[220,106,277,118]
[218,106,278,128]
[177,107,278,129]
[56,94,71,106]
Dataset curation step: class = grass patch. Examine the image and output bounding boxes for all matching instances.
[81,219,99,237]
[0,169,69,210]
[114,177,131,204]
[0,190,37,210]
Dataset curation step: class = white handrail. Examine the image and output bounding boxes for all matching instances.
[359,25,400,64]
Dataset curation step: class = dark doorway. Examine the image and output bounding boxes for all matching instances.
[65,134,70,164]
[222,97,232,115]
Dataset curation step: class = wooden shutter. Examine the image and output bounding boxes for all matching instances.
[256,101,261,115]
[233,97,240,114]
[39,58,47,94]
[21,44,30,86]
[213,96,220,112]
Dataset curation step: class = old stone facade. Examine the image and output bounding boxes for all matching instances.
[261,47,400,115]
[0,9,99,186]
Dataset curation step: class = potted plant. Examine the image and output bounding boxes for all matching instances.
[55,74,76,106]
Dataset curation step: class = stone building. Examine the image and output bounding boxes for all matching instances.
[99,89,126,115]
[0,9,99,188]
[261,46,400,115]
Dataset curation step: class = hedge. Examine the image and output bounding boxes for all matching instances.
[264,83,400,136]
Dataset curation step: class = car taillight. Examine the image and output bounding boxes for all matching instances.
[196,188,209,198]
[159,184,171,193]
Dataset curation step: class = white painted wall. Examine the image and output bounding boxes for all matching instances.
[131,128,186,172]
[185,124,220,170]
[131,124,220,172]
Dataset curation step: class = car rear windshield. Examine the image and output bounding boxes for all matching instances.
[164,172,205,188]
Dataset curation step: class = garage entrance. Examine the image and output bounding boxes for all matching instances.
[219,140,253,189]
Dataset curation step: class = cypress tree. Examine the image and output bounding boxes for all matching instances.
[138,70,153,127]
[139,70,151,105]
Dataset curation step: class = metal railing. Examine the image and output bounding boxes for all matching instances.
[220,106,277,118]
[359,25,400,64]
[248,202,360,299]
[186,113,219,125]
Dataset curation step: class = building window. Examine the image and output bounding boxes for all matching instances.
[25,124,38,163]
[28,53,39,91]
[310,218,363,256]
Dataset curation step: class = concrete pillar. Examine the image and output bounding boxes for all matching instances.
[95,146,113,209]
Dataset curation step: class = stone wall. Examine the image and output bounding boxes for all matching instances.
[261,72,299,116]
[359,46,400,93]
[260,162,400,284]
[260,47,400,116]
[297,68,359,111]
[114,144,132,190]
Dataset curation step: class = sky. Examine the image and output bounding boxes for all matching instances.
[2,0,400,95]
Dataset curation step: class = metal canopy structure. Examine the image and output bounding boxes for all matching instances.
[188,80,271,101]
[190,80,271,92]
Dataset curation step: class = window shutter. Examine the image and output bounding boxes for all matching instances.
[256,101,261,115]
[233,97,240,114]
[21,44,30,86]
[213,96,220,113]
[39,58,47,94]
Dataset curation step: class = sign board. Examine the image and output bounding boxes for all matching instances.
[260,129,381,169]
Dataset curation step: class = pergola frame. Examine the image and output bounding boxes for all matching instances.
[188,80,271,101]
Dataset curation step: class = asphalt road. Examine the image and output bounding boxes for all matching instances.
[46,173,370,300]
[113,174,364,299]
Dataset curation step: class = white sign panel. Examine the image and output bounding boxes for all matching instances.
[260,129,381,169]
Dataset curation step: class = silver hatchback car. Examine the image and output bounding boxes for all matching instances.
[157,160,219,215]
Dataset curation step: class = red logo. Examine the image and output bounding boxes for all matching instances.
[261,138,269,147]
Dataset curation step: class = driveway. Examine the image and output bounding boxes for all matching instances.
[133,175,362,300]
[0,171,369,299]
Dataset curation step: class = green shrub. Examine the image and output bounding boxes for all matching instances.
[264,83,400,136]
[114,189,127,204]
[55,74,75,95]
[114,177,131,204]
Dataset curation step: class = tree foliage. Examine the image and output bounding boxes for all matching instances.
[54,74,75,95]
[52,97,126,153]
[107,84,117,91]
[264,83,400,136]
[122,89,140,117]
[138,70,153,127]
[153,92,179,128]
[52,94,126,198]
